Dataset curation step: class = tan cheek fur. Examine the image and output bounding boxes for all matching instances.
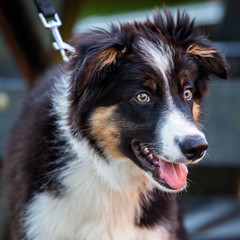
[193,102,201,121]
[90,106,124,159]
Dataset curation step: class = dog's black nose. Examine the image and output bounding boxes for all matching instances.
[180,136,208,161]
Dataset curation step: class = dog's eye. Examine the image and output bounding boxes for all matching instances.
[184,89,192,101]
[136,92,150,103]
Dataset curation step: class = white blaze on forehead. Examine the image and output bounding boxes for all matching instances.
[138,38,174,105]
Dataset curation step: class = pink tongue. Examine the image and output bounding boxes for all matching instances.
[159,160,188,190]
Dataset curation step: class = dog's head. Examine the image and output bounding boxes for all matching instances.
[68,10,228,192]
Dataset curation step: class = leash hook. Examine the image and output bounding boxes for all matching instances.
[39,13,75,62]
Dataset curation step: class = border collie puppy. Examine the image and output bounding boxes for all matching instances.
[4,10,228,240]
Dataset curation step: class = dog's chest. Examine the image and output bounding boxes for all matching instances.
[24,190,169,240]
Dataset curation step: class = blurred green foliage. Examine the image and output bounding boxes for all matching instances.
[79,0,203,18]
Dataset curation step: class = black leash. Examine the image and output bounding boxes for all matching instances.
[34,0,75,62]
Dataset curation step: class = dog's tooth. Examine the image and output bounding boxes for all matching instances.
[154,159,159,166]
[143,147,150,154]
[149,153,153,160]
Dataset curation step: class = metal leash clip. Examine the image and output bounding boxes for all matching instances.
[39,13,75,62]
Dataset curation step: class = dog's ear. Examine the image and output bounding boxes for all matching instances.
[88,46,126,73]
[69,30,127,95]
[186,42,229,79]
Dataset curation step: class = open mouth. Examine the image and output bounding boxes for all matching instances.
[131,140,188,191]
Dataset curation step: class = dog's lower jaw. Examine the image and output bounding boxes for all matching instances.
[130,140,189,193]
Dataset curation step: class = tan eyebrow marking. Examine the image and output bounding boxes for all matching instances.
[143,79,157,92]
[180,77,185,89]
[179,70,190,88]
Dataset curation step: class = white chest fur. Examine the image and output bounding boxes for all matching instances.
[23,155,168,240]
